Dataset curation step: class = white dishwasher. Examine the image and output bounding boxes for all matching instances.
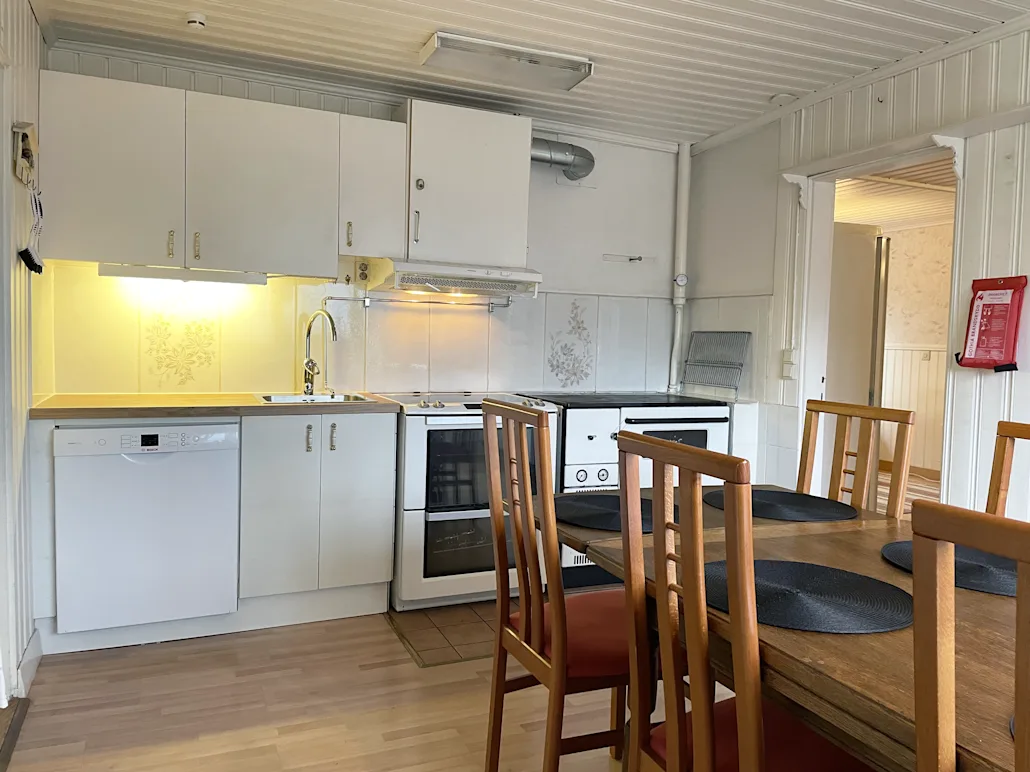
[54,424,240,634]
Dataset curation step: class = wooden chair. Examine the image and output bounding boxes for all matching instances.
[619,431,872,772]
[912,499,1030,770]
[987,420,1030,516]
[482,399,628,772]
[797,399,916,519]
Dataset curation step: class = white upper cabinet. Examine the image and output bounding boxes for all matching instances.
[339,115,406,259]
[40,72,187,267]
[407,100,531,268]
[186,92,340,277]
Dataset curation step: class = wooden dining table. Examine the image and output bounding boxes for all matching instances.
[549,485,1017,772]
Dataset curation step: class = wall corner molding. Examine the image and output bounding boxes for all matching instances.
[931,135,966,181]
[782,174,811,210]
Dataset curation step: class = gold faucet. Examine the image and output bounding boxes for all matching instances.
[303,309,338,396]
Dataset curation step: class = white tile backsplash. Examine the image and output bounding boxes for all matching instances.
[645,299,673,391]
[488,297,545,392]
[429,305,489,392]
[543,294,599,391]
[325,297,367,393]
[596,297,648,392]
[365,301,430,393]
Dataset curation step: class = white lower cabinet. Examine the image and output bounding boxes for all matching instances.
[240,413,397,599]
[318,413,397,588]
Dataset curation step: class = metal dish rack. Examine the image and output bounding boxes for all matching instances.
[681,331,752,398]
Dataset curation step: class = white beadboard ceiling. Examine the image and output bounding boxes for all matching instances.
[835,157,957,231]
[29,0,1030,142]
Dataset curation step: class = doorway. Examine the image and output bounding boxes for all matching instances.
[823,156,956,512]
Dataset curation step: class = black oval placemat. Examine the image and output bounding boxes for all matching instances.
[553,493,677,533]
[881,540,1017,597]
[703,488,858,522]
[704,560,913,633]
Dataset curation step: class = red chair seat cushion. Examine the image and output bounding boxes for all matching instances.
[509,589,629,680]
[649,697,871,771]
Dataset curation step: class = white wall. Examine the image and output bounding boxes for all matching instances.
[0,0,42,699]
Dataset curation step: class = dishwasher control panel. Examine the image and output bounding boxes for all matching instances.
[54,424,240,456]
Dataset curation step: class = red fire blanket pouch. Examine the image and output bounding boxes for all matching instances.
[956,276,1028,372]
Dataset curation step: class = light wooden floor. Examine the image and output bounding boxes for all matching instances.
[10,614,621,772]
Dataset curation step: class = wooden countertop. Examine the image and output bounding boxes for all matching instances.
[29,393,402,419]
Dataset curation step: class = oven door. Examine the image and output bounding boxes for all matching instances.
[620,407,730,487]
[395,415,556,607]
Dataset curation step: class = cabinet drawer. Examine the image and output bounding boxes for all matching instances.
[563,409,620,464]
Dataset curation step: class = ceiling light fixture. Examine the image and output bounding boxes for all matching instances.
[419,32,593,91]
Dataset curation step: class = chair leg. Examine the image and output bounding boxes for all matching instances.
[484,637,507,772]
[542,683,566,772]
[610,685,626,760]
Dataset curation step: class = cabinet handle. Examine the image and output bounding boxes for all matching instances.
[305,424,313,453]
[346,222,353,248]
[330,422,338,451]
[413,210,420,243]
[167,231,175,260]
[193,232,201,261]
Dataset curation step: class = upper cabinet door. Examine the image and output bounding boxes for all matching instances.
[339,115,406,259]
[407,100,531,268]
[39,72,186,266]
[186,92,340,277]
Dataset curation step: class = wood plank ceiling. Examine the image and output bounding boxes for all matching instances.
[32,0,1030,142]
[835,157,957,231]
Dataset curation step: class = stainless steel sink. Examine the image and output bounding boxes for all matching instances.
[261,394,371,404]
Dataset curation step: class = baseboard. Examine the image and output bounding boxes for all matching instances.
[878,460,941,481]
[16,630,41,697]
[37,582,388,654]
[0,698,29,772]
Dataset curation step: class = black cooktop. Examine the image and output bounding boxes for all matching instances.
[519,392,727,409]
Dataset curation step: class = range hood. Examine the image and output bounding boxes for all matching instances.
[366,259,542,298]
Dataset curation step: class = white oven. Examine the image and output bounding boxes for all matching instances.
[392,401,558,611]
[619,406,730,487]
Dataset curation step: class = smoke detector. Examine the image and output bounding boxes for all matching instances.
[768,93,797,107]
[185,12,207,29]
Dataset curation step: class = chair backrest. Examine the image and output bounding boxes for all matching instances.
[619,431,761,772]
[911,499,1030,771]
[482,399,565,677]
[797,399,915,518]
[987,421,1030,516]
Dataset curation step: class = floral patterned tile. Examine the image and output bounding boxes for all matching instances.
[139,311,220,393]
[543,294,598,391]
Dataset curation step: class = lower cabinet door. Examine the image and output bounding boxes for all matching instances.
[240,416,322,598]
[318,413,397,588]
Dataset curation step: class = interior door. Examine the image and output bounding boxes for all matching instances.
[40,72,186,266]
[186,92,340,277]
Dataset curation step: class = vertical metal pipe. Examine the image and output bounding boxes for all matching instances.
[669,143,692,391]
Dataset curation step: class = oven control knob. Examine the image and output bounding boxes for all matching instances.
[611,432,618,441]
[576,469,588,483]
[433,401,446,408]
[598,469,609,482]
[418,399,430,408]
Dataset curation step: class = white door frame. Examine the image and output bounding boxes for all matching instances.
[784,138,963,503]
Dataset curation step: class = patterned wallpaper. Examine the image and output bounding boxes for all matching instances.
[883,225,954,348]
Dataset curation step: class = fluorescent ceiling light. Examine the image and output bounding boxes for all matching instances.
[98,263,267,285]
[419,32,593,91]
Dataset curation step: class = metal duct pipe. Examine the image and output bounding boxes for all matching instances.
[668,142,691,392]
[530,137,595,180]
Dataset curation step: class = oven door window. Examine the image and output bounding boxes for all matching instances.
[642,429,708,449]
[424,515,516,578]
[425,427,539,514]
